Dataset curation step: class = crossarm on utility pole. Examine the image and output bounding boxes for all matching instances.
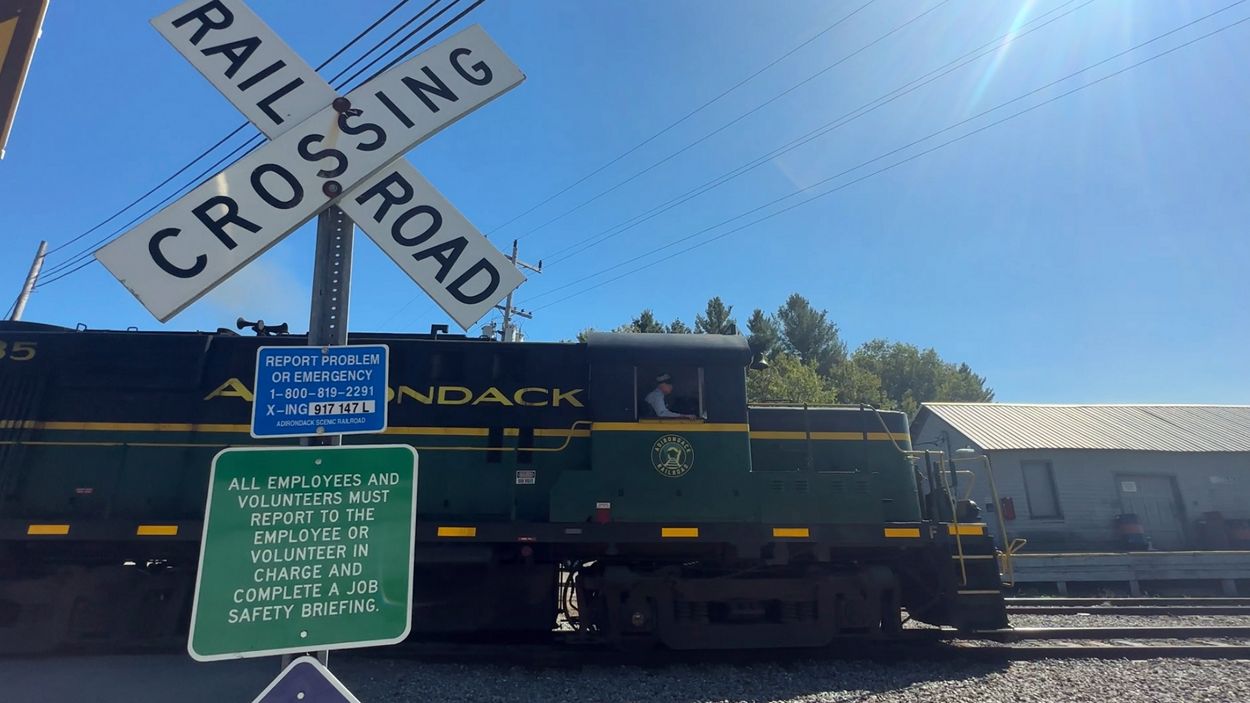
[497,239,542,341]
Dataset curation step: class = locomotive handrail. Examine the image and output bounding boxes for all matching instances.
[953,469,976,501]
[936,459,969,586]
[861,404,913,455]
[404,420,593,453]
[953,453,1025,587]
[750,401,891,409]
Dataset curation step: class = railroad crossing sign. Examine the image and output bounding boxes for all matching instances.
[96,0,526,329]
[252,656,361,703]
[188,445,418,661]
[251,344,390,438]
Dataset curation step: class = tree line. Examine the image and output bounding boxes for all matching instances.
[577,294,993,415]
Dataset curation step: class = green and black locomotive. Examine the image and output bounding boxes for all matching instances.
[0,321,1006,652]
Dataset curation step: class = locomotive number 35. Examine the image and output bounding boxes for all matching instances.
[0,341,37,361]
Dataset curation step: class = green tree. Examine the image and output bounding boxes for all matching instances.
[942,362,993,401]
[620,309,665,333]
[695,297,737,335]
[777,294,846,374]
[667,319,692,334]
[746,308,781,359]
[828,359,888,407]
[851,339,993,415]
[746,354,838,404]
[575,328,595,343]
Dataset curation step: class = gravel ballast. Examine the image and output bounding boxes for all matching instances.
[1007,613,1250,629]
[6,613,1250,703]
[4,652,1250,703]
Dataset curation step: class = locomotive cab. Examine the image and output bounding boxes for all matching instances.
[549,333,754,524]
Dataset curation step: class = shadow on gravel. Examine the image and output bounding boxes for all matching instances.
[342,653,1011,703]
[0,646,1011,703]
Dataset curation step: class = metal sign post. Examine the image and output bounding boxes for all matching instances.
[294,204,352,667]
[308,207,353,353]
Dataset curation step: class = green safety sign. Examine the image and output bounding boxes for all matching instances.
[188,445,418,661]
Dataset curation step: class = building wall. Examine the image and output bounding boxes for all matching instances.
[913,416,1250,551]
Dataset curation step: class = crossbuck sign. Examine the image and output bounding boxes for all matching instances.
[96,0,526,329]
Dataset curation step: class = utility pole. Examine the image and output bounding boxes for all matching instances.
[9,240,46,321]
[496,239,541,342]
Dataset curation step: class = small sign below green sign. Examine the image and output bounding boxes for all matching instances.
[188,445,418,661]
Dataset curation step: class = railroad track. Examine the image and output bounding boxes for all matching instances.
[942,625,1250,660]
[369,625,1250,665]
[37,602,1250,662]
[1004,596,1250,616]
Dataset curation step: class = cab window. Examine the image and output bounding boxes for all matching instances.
[636,366,703,419]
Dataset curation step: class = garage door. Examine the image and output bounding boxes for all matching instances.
[1117,475,1186,550]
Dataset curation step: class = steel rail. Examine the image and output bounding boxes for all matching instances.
[971,625,1250,641]
[1007,605,1250,615]
[940,642,1250,660]
[1006,597,1250,607]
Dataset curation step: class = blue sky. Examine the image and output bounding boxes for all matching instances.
[2,0,1248,403]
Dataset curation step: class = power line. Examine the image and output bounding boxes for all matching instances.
[373,293,429,331]
[39,130,269,281]
[505,0,953,244]
[373,0,1073,331]
[43,0,431,260]
[368,0,948,331]
[333,0,471,88]
[318,0,418,74]
[529,6,1250,312]
[37,133,266,284]
[31,255,95,289]
[541,0,1094,266]
[374,0,487,78]
[44,124,252,258]
[483,0,878,238]
[368,2,884,332]
[39,0,481,289]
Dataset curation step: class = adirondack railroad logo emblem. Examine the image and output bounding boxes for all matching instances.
[651,434,694,478]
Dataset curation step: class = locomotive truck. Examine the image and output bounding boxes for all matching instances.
[0,321,1007,652]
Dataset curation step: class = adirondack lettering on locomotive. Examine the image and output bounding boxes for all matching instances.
[205,378,586,407]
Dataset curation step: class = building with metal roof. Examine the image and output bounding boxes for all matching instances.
[913,403,1250,453]
[911,403,1250,553]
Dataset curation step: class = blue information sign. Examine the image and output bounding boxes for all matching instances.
[251,344,389,438]
[252,656,360,703]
